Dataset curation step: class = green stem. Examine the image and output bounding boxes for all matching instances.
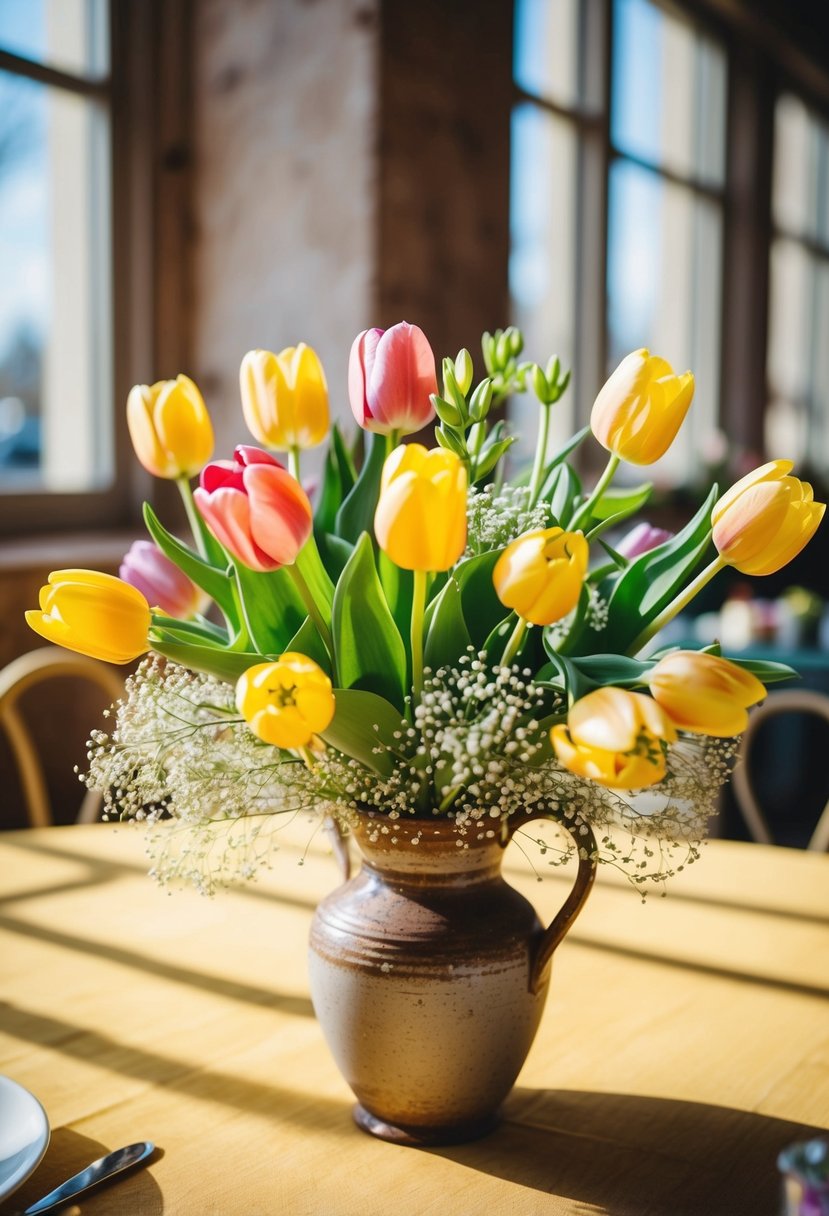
[410,568,428,704]
[528,403,552,507]
[176,477,209,560]
[570,453,620,532]
[628,554,725,656]
[501,615,529,668]
[228,578,254,652]
[288,562,336,670]
[288,446,301,482]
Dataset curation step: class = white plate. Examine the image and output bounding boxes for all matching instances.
[0,1076,50,1201]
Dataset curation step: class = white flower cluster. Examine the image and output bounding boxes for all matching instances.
[84,653,735,896]
[465,483,550,555]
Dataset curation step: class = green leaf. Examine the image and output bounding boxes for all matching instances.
[284,615,332,675]
[233,562,307,654]
[539,426,590,497]
[723,656,799,684]
[332,532,407,708]
[596,485,718,653]
[537,647,596,706]
[450,550,509,649]
[149,616,228,648]
[424,577,472,671]
[294,536,335,615]
[143,502,237,622]
[481,614,514,664]
[320,689,403,775]
[315,438,345,534]
[587,482,653,523]
[314,529,354,584]
[335,430,387,544]
[379,550,413,658]
[150,638,264,683]
[544,463,582,528]
[569,654,654,688]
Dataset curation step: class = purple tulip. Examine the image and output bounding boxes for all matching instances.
[616,523,674,560]
[120,540,206,619]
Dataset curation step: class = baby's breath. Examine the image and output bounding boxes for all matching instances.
[466,484,550,555]
[85,653,734,897]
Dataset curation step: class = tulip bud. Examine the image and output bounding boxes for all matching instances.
[25,570,151,664]
[551,687,676,790]
[127,374,214,479]
[590,349,694,465]
[374,443,467,572]
[649,650,766,737]
[194,446,313,572]
[120,540,206,619]
[493,527,588,626]
[348,322,438,436]
[454,349,474,396]
[469,378,494,422]
[711,460,825,576]
[615,522,674,560]
[239,344,329,452]
[236,653,335,749]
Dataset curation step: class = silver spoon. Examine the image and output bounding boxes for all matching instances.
[15,1141,155,1215]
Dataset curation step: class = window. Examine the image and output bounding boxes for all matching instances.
[510,0,728,483]
[0,0,114,513]
[766,95,829,472]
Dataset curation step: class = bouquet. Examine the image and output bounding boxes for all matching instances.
[26,324,825,893]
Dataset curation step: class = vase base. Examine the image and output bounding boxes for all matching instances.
[352,1104,500,1147]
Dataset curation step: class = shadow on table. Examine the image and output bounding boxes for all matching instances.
[0,1128,164,1215]
[429,1087,827,1216]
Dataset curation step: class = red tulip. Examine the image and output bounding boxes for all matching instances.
[348,322,437,435]
[193,446,313,572]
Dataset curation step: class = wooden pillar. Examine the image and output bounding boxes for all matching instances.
[376,0,514,364]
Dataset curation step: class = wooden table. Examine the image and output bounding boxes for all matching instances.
[0,822,827,1215]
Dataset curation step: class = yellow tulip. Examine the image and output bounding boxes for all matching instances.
[591,349,694,465]
[649,650,765,737]
[711,460,825,576]
[240,345,329,451]
[551,687,677,790]
[236,654,335,750]
[374,444,467,572]
[127,374,214,479]
[493,527,588,626]
[25,570,151,664]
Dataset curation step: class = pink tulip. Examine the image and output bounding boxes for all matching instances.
[615,522,674,559]
[193,446,313,572]
[348,321,437,435]
[120,540,206,619]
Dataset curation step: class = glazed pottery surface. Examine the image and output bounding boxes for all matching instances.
[308,812,595,1145]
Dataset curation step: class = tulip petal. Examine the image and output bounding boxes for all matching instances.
[244,464,313,567]
[194,486,278,571]
[366,322,437,435]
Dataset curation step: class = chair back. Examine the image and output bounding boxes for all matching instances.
[732,689,829,851]
[0,647,124,827]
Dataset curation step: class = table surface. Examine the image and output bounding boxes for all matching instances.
[0,821,827,1216]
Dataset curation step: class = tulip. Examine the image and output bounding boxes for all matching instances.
[711,460,825,576]
[493,528,588,626]
[239,345,329,452]
[193,446,313,573]
[615,522,673,560]
[551,687,676,790]
[649,650,766,737]
[120,541,206,620]
[236,654,335,750]
[590,349,695,466]
[127,374,214,479]
[374,443,467,572]
[25,570,151,665]
[348,322,437,436]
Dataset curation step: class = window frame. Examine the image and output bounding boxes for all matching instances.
[0,0,188,539]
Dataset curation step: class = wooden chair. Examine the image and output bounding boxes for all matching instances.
[732,689,829,851]
[0,647,124,827]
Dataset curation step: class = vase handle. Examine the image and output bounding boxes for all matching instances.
[509,816,597,995]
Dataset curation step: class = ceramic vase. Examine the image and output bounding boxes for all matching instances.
[308,810,596,1145]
